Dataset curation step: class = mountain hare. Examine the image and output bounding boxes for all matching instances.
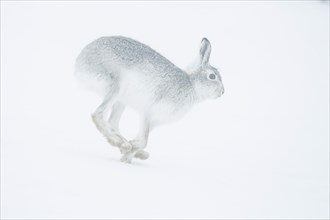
[75,36,224,163]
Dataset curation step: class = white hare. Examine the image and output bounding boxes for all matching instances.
[75,36,224,163]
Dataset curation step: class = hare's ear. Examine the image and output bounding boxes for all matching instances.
[200,38,212,68]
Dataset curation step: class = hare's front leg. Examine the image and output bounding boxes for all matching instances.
[120,118,150,163]
[92,92,132,151]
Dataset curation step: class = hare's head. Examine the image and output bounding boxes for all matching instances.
[189,38,224,101]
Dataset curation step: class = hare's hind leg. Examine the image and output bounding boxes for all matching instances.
[108,102,125,133]
[121,118,150,163]
[92,91,132,151]
[107,102,132,152]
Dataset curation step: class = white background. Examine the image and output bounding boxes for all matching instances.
[1,1,329,219]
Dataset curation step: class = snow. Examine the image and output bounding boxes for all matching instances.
[1,1,329,219]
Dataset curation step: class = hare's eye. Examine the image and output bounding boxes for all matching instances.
[209,73,216,80]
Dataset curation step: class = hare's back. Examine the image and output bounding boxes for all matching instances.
[76,36,185,76]
[101,36,182,72]
[75,36,193,104]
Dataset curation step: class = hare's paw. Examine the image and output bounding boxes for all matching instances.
[105,133,124,147]
[120,148,148,163]
[129,140,146,149]
[119,141,133,152]
[127,140,149,160]
[134,150,149,160]
[120,151,134,163]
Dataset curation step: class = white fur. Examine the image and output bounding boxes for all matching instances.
[75,36,224,163]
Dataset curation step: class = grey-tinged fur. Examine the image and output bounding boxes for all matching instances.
[76,36,194,104]
[75,36,224,163]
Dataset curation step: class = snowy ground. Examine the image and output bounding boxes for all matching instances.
[1,1,329,219]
